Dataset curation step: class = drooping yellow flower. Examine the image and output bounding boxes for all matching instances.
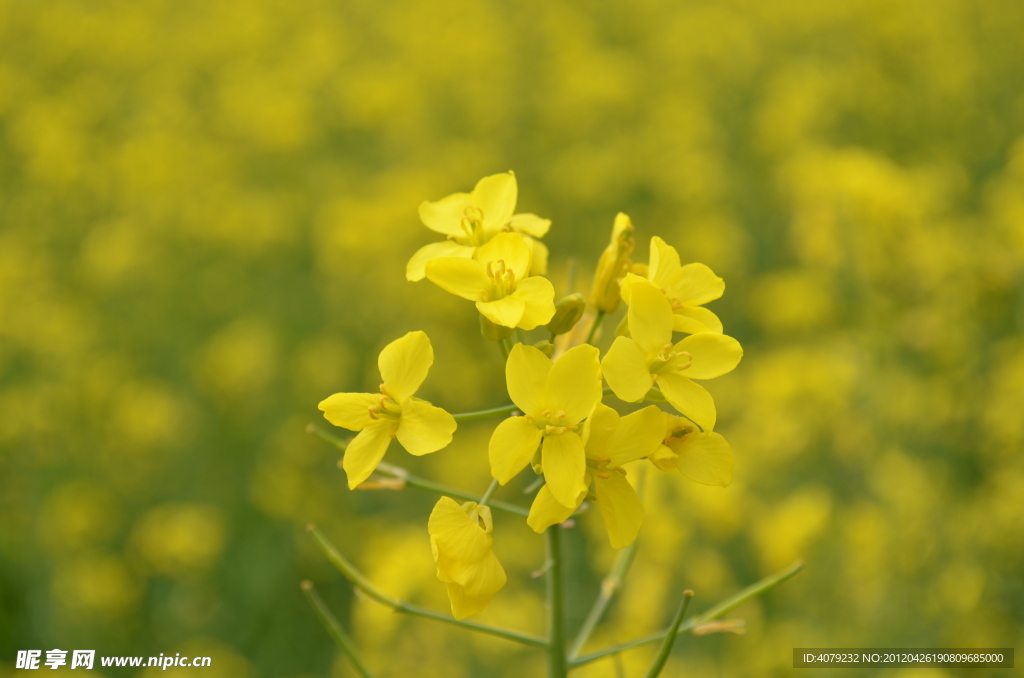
[621,236,726,334]
[488,343,602,508]
[650,412,734,486]
[407,172,550,281]
[318,332,456,489]
[425,232,555,330]
[602,279,742,431]
[589,213,635,313]
[528,403,665,548]
[428,497,507,620]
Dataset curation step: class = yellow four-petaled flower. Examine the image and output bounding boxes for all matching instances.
[429,497,507,620]
[602,278,742,431]
[318,331,457,489]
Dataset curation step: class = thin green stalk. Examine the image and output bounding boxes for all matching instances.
[572,561,804,667]
[478,478,499,507]
[309,524,546,647]
[301,580,376,678]
[585,310,606,345]
[498,337,510,360]
[643,590,694,678]
[451,403,520,422]
[569,538,639,658]
[546,527,568,677]
[307,424,530,517]
[570,466,647,659]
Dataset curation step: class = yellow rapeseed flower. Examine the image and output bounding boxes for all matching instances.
[621,236,726,333]
[407,171,550,281]
[650,413,734,486]
[488,343,602,507]
[429,497,507,620]
[589,213,635,313]
[424,232,555,330]
[602,279,742,431]
[318,331,456,489]
[528,403,665,548]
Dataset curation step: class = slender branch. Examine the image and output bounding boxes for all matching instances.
[569,538,640,658]
[479,478,499,507]
[308,524,546,647]
[585,310,606,345]
[451,403,520,422]
[572,561,804,667]
[546,527,568,677]
[307,424,530,517]
[301,580,376,678]
[570,465,647,659]
[643,590,694,678]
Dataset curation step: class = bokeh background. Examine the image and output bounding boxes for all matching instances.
[2,0,1023,676]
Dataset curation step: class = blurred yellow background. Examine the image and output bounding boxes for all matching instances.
[2,0,1023,675]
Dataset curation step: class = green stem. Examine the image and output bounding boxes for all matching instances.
[546,527,568,678]
[307,425,530,517]
[498,337,510,360]
[479,478,499,507]
[570,465,647,659]
[571,561,804,668]
[308,524,546,647]
[301,581,376,678]
[451,403,520,422]
[643,590,694,678]
[569,537,640,659]
[585,310,606,345]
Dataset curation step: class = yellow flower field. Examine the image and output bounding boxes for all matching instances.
[1,0,1022,675]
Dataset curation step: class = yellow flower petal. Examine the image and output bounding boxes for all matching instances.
[657,373,717,431]
[445,582,493,620]
[625,278,674,355]
[527,484,579,533]
[477,295,526,328]
[527,237,549,275]
[406,241,476,282]
[601,336,654,403]
[648,236,681,289]
[650,444,679,472]
[505,343,551,417]
[395,397,456,456]
[607,405,666,466]
[428,497,491,563]
[673,306,723,334]
[513,276,556,330]
[509,213,551,238]
[594,472,644,549]
[474,172,517,236]
[475,231,532,280]
[674,432,734,487]
[445,549,507,598]
[318,392,376,431]
[545,344,601,424]
[541,433,588,508]
[342,420,394,489]
[424,257,488,301]
[675,263,724,306]
[489,416,543,484]
[419,192,473,236]
[675,333,743,380]
[377,331,433,402]
[581,402,620,457]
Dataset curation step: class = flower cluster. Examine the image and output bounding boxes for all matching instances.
[318,172,742,618]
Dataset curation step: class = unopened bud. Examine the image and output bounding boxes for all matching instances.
[589,213,635,313]
[545,293,586,335]
[533,340,555,357]
[480,314,515,341]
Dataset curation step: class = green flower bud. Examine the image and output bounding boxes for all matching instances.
[545,293,586,335]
